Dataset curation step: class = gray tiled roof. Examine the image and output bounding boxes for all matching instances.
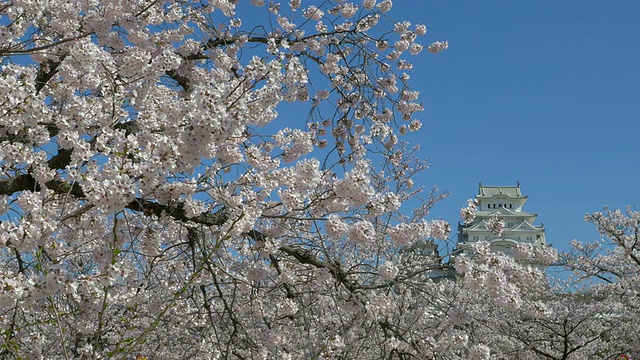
[478,183,523,198]
[475,209,537,217]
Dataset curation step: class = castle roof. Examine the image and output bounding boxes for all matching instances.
[476,207,537,218]
[511,220,544,231]
[477,182,525,199]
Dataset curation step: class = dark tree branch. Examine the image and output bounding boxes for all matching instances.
[34,58,63,93]
[0,174,37,195]
[278,245,356,293]
[166,69,191,92]
[113,121,139,136]
[47,148,73,170]
[125,198,228,226]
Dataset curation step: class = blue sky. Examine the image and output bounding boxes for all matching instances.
[391,1,640,253]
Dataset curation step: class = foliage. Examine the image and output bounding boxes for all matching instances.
[0,0,636,359]
[0,0,459,358]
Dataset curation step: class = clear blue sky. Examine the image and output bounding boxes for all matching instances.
[393,1,640,253]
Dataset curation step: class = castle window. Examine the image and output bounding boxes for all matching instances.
[509,204,513,209]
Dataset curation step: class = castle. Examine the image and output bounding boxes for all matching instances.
[401,183,550,280]
[457,182,548,257]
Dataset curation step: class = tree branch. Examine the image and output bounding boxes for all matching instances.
[278,245,356,293]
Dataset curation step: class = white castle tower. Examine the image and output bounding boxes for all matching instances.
[457,182,547,257]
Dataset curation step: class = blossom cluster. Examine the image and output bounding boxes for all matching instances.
[460,198,478,224]
[3,0,628,358]
[486,216,505,236]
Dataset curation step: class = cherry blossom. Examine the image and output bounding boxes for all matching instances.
[3,0,631,358]
[428,40,450,54]
[0,0,460,357]
[460,198,478,224]
[487,215,505,236]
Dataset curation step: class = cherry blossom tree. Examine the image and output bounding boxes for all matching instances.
[558,207,640,357]
[9,0,625,359]
[460,207,640,359]
[0,0,476,358]
[465,281,626,359]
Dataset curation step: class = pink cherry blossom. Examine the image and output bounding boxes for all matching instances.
[3,0,627,358]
